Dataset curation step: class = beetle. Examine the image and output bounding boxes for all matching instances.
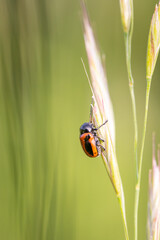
[79,118,108,158]
[80,99,108,158]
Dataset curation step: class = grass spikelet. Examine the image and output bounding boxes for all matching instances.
[81,2,129,239]
[147,2,160,80]
[119,0,132,33]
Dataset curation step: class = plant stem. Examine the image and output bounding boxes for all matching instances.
[102,155,129,240]
[118,195,129,240]
[134,78,151,240]
[124,0,138,179]
[123,1,139,239]
[125,30,139,240]
[124,33,138,179]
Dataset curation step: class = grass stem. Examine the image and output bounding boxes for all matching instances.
[124,33,138,180]
[134,78,151,240]
[102,155,129,240]
[118,195,129,240]
[124,28,139,240]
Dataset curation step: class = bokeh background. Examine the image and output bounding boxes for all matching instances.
[0,0,160,239]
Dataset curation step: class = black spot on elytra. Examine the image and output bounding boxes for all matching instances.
[84,135,93,156]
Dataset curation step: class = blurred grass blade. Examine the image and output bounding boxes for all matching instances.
[81,2,129,239]
[147,135,160,240]
[0,1,76,240]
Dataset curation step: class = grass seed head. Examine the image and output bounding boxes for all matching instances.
[81,1,123,196]
[119,0,132,33]
[146,2,160,79]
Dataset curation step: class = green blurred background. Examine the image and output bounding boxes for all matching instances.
[0,0,160,239]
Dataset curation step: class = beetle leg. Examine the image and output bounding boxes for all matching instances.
[93,133,104,142]
[100,145,105,151]
[97,136,104,142]
[97,144,105,152]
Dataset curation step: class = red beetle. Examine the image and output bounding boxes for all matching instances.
[80,120,108,157]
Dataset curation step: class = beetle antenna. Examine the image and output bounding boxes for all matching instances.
[89,97,94,123]
[95,120,108,130]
